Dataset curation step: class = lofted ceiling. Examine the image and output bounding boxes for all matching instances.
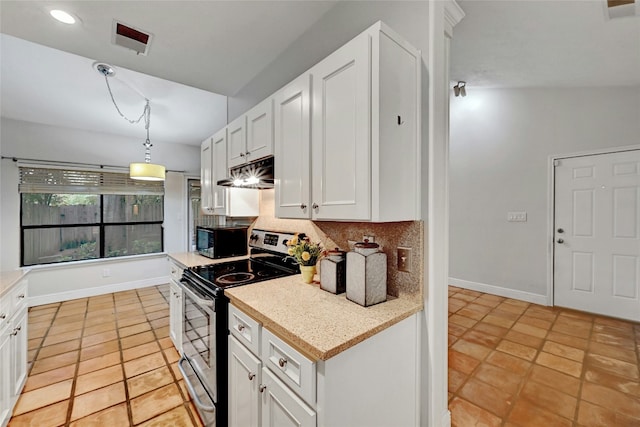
[0,1,639,148]
[0,1,337,147]
[451,0,640,88]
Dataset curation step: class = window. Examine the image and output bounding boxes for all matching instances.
[19,167,164,266]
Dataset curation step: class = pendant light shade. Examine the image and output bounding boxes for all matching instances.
[129,162,166,181]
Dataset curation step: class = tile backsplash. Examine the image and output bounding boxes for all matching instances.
[252,190,423,302]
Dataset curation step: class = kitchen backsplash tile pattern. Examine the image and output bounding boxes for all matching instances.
[252,190,423,302]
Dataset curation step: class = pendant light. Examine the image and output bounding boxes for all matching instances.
[95,63,166,181]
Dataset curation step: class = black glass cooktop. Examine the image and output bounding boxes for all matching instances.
[188,257,297,290]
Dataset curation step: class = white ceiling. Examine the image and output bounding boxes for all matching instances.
[0,1,337,147]
[1,1,639,149]
[451,0,640,88]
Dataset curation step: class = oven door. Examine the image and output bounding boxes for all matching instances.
[180,279,217,418]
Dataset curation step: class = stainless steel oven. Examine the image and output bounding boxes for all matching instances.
[179,229,298,427]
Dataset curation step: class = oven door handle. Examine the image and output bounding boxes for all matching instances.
[178,355,216,412]
[179,280,215,308]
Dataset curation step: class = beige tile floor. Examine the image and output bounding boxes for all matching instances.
[448,286,640,427]
[9,284,203,427]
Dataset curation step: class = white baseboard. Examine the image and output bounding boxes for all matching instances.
[28,276,170,307]
[440,409,451,427]
[449,278,548,306]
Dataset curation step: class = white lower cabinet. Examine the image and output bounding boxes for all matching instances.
[261,368,316,427]
[229,303,419,427]
[169,280,183,353]
[0,324,11,427]
[9,308,27,398]
[1,277,29,427]
[229,336,261,427]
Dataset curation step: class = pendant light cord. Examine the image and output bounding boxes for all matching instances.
[103,75,149,125]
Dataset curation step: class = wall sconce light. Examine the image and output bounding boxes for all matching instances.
[453,81,466,97]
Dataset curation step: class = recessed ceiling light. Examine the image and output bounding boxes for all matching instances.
[50,10,76,24]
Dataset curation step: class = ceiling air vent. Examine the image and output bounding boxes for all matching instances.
[112,20,153,55]
[605,0,638,19]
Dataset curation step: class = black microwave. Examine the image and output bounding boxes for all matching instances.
[196,226,248,259]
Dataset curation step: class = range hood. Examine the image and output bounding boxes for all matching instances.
[217,156,274,189]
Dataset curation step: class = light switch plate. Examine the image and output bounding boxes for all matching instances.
[397,247,412,272]
[507,211,527,222]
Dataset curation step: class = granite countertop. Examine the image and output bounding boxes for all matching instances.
[0,269,28,298]
[226,275,423,361]
[168,252,249,269]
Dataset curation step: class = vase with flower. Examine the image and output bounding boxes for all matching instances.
[286,233,323,284]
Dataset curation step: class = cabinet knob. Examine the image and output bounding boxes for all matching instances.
[240,153,245,157]
[11,328,19,336]
[17,293,25,299]
[312,203,319,210]
[259,384,267,393]
[237,324,245,332]
[0,313,5,320]
[248,372,255,381]
[278,357,288,368]
[557,238,564,244]
[300,204,307,210]
[245,151,251,156]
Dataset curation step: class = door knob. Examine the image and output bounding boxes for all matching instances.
[557,228,564,233]
[557,238,564,244]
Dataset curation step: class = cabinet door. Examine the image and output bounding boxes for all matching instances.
[274,73,311,219]
[201,138,214,214]
[228,115,248,168]
[0,329,10,427]
[246,98,274,162]
[311,32,371,221]
[169,280,183,353]
[211,128,228,214]
[229,336,261,427]
[261,368,316,427]
[10,308,27,397]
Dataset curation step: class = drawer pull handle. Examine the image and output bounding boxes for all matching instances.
[237,324,245,332]
[248,372,255,381]
[278,357,287,368]
[259,384,267,393]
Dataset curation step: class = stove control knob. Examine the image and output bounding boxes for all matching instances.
[282,239,289,246]
[250,234,259,242]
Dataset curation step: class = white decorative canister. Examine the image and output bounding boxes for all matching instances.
[346,242,387,306]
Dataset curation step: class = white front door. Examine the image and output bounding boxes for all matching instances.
[554,149,640,321]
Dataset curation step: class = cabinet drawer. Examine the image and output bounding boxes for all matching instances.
[168,260,183,283]
[10,280,28,316]
[261,328,316,405]
[229,305,261,356]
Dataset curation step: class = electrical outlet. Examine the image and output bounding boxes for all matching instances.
[363,235,375,243]
[397,247,412,272]
[102,268,111,278]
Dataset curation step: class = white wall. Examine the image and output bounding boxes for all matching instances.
[0,118,199,301]
[449,86,640,299]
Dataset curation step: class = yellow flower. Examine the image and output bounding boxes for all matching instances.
[287,247,294,255]
[301,251,311,261]
[289,236,298,246]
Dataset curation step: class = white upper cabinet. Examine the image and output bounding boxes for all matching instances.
[274,74,312,219]
[227,115,247,168]
[228,97,274,169]
[200,137,214,214]
[246,98,274,163]
[211,128,228,214]
[311,30,371,221]
[275,22,421,222]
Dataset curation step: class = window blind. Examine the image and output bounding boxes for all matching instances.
[19,167,164,195]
